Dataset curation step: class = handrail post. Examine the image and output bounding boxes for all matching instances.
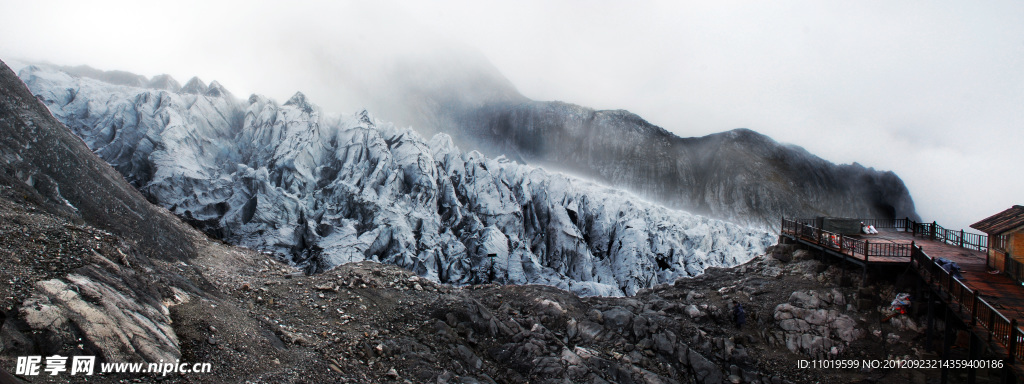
[864,240,870,263]
[839,234,845,254]
[948,270,954,291]
[989,310,996,342]
[931,221,937,241]
[1009,319,1018,364]
[959,229,964,248]
[971,290,979,326]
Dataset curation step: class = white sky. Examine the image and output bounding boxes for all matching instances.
[1,0,1021,231]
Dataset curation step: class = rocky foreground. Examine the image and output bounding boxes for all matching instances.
[161,243,944,384]
[1,185,940,384]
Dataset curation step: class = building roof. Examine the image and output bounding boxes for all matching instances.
[971,205,1024,235]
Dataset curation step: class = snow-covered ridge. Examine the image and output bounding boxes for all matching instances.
[20,65,773,296]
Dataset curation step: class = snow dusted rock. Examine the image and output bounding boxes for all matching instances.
[20,65,774,296]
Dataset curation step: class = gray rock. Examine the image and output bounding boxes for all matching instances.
[684,304,703,319]
[687,348,724,384]
[632,315,652,338]
[18,272,179,363]
[789,291,821,308]
[653,331,676,355]
[577,321,604,342]
[772,251,793,263]
[603,307,633,331]
[456,344,483,371]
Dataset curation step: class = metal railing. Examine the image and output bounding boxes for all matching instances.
[860,218,911,230]
[783,216,1024,364]
[781,218,913,261]
[908,220,988,252]
[911,246,1024,363]
[782,217,989,253]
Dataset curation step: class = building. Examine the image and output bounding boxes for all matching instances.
[971,205,1024,270]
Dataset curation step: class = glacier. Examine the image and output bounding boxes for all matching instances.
[19,65,774,296]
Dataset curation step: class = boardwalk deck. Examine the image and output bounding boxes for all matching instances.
[781,218,1024,382]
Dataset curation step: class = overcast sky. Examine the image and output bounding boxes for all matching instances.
[2,0,1021,231]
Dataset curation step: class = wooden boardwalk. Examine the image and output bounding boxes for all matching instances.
[855,230,988,265]
[782,218,1024,382]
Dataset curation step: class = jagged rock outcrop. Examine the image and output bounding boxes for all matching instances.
[771,290,863,357]
[19,65,773,296]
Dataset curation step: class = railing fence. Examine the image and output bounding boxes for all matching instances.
[911,246,1023,362]
[783,216,1023,366]
[781,218,912,260]
[784,217,988,253]
[907,219,988,252]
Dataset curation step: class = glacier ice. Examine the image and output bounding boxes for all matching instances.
[20,65,774,296]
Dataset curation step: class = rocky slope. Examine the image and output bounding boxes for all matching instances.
[17,64,773,296]
[1,57,200,376]
[0,198,945,384]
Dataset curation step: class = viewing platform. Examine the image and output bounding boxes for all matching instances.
[780,217,988,267]
[781,217,1024,383]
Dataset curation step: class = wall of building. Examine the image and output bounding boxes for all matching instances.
[1012,228,1024,262]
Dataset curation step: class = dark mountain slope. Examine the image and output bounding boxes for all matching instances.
[444,100,918,228]
[0,61,196,261]
[315,49,918,228]
[0,58,329,378]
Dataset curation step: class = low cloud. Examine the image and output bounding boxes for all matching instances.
[1,0,1021,230]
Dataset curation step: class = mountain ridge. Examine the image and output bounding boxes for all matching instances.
[440,99,919,228]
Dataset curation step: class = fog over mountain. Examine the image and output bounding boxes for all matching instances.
[4,1,1014,230]
[342,63,920,228]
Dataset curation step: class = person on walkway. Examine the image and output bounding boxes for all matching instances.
[732,300,746,329]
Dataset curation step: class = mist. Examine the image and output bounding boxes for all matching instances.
[1,0,1021,231]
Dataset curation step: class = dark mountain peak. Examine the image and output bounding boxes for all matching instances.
[704,128,776,146]
[204,80,231,98]
[146,74,180,92]
[357,109,375,127]
[284,91,314,113]
[725,127,766,139]
[248,93,272,105]
[284,91,307,106]
[435,98,918,227]
[180,76,208,94]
